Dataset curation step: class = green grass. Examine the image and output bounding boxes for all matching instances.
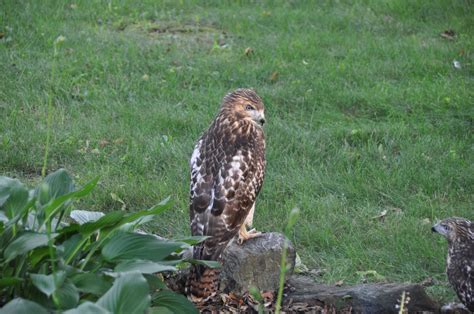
[1,0,473,304]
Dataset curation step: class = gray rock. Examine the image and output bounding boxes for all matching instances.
[286,275,440,313]
[220,232,296,294]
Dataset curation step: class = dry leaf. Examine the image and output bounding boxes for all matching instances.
[453,60,461,69]
[110,192,126,210]
[142,74,149,81]
[371,209,388,221]
[391,207,403,215]
[421,218,431,225]
[420,277,434,287]
[91,148,100,155]
[335,280,344,287]
[269,71,279,82]
[244,47,254,56]
[99,139,109,148]
[113,138,124,144]
[440,29,455,40]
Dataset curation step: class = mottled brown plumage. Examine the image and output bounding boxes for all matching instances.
[186,89,266,301]
[432,217,474,311]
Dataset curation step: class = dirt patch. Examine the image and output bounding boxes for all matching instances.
[122,20,232,49]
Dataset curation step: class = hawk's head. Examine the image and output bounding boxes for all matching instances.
[221,88,265,127]
[432,217,474,243]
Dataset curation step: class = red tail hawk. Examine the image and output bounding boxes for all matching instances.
[432,217,474,311]
[186,89,266,302]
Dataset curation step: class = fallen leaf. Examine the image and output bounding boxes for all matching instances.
[335,280,344,287]
[421,218,431,225]
[420,277,434,287]
[99,139,109,148]
[302,60,309,65]
[261,290,273,302]
[440,29,455,40]
[91,148,100,155]
[244,47,254,56]
[142,74,149,81]
[391,207,403,215]
[113,138,124,144]
[356,270,386,282]
[110,192,126,210]
[371,209,388,221]
[269,71,279,82]
[452,60,461,69]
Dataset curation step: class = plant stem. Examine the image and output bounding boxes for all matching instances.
[41,44,58,178]
[275,238,288,314]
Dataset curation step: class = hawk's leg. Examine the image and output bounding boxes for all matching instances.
[238,204,262,244]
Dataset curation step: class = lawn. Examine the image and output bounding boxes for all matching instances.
[1,0,473,304]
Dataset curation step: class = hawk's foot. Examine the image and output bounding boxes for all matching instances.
[238,226,262,245]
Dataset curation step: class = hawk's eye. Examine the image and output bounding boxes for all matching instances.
[245,104,255,111]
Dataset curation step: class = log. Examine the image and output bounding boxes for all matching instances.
[286,275,440,313]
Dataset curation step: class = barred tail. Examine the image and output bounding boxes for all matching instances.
[186,264,220,302]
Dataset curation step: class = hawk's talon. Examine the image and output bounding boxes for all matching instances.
[238,225,262,245]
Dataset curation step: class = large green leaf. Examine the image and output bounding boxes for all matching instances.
[41,176,99,224]
[186,259,221,268]
[53,280,80,309]
[63,302,110,314]
[0,298,49,314]
[118,197,172,226]
[102,197,173,234]
[173,236,210,246]
[144,274,167,291]
[71,273,111,295]
[0,277,23,288]
[114,260,176,274]
[0,176,29,219]
[29,248,51,269]
[4,231,58,262]
[151,290,198,314]
[80,211,125,235]
[70,209,104,225]
[36,169,75,207]
[31,271,66,297]
[59,233,82,262]
[102,232,183,262]
[97,273,150,314]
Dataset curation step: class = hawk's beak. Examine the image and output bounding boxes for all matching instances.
[258,113,265,126]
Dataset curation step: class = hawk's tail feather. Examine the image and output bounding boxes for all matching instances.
[186,264,220,303]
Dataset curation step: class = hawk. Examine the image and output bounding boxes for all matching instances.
[432,217,474,311]
[186,89,266,302]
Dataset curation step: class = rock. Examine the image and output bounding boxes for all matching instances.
[286,275,440,313]
[220,232,296,294]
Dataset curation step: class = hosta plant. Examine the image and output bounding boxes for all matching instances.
[0,169,211,313]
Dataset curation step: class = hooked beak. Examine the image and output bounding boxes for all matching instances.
[257,113,265,126]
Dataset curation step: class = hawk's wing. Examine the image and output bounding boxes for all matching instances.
[189,135,264,261]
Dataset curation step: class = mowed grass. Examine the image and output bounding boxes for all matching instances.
[1,0,473,303]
